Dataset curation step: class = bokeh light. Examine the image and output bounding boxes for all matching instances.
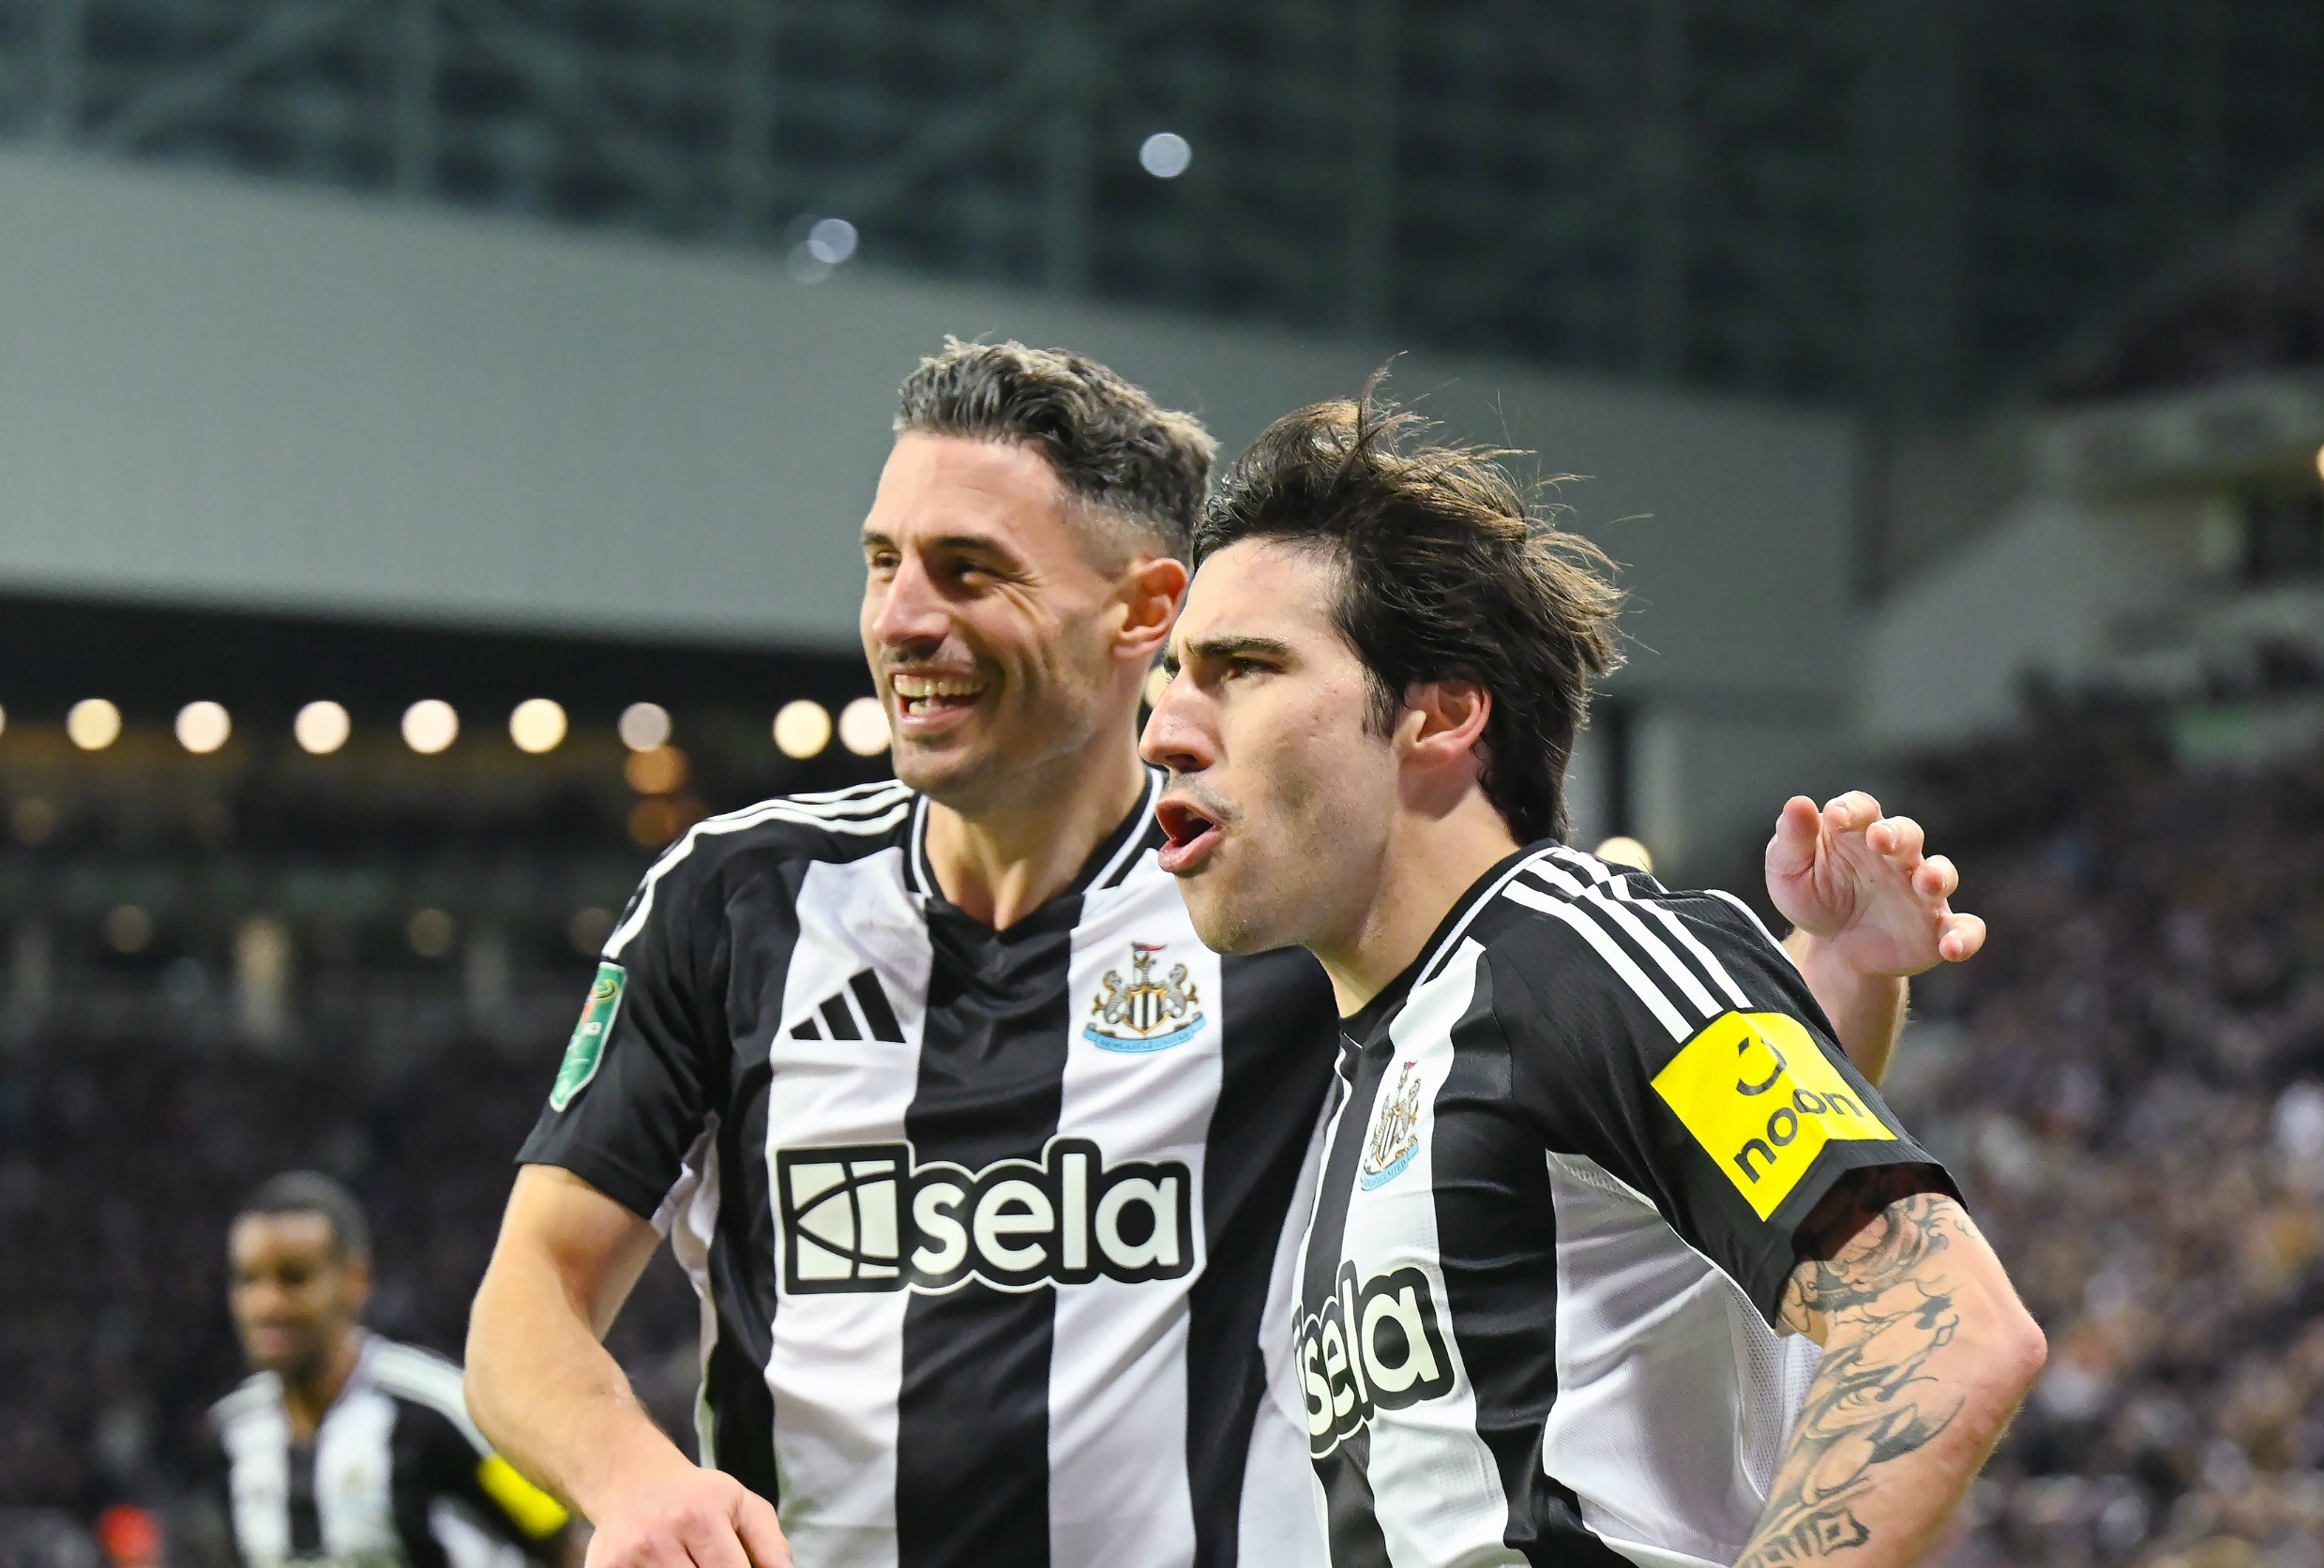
[1139,131,1192,178]
[774,700,834,760]
[509,698,568,754]
[175,701,232,754]
[68,699,122,750]
[402,700,459,755]
[619,701,672,752]
[1593,835,1654,873]
[294,701,352,755]
[838,696,891,757]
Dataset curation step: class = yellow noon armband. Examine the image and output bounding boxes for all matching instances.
[476,1455,572,1539]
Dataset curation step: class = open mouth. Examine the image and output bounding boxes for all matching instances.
[1154,797,1224,874]
[890,671,988,726]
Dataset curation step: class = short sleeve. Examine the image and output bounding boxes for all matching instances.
[517,852,727,1222]
[1493,890,1955,1322]
[390,1401,570,1563]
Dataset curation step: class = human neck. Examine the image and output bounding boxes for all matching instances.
[280,1330,362,1441]
[924,731,1150,930]
[1313,792,1522,1017]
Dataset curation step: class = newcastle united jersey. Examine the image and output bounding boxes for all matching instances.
[1295,843,1955,1568]
[210,1335,568,1568]
[520,775,1340,1568]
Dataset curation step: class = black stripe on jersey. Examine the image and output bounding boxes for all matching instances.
[1506,865,1722,1035]
[1300,1038,1395,1568]
[1538,851,1748,1013]
[1185,949,1341,1568]
[1431,957,1628,1567]
[894,900,1079,1568]
[700,849,824,1500]
[286,1439,323,1555]
[850,970,906,1042]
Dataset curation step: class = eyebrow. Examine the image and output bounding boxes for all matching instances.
[860,528,1016,555]
[1175,635,1295,671]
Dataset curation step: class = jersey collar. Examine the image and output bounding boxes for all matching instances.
[1339,837,1566,1045]
[904,767,1166,916]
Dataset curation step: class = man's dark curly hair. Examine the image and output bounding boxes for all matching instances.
[1194,384,1625,844]
[897,338,1216,563]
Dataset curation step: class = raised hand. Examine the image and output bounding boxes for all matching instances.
[1766,791,1984,981]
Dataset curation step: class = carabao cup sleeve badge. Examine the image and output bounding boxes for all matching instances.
[551,962,627,1111]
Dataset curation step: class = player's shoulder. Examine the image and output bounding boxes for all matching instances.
[665,780,918,876]
[365,1337,490,1451]
[1462,843,1788,1035]
[209,1372,280,1433]
[612,779,917,926]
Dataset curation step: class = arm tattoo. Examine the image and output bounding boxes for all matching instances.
[1736,1176,1967,1568]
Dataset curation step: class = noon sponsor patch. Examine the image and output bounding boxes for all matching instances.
[1651,1010,1896,1218]
[551,962,625,1111]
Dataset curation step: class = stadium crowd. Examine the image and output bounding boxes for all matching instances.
[5,698,2322,1568]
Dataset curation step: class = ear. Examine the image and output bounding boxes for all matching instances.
[1397,680,1493,774]
[1113,554,1190,664]
[344,1255,374,1315]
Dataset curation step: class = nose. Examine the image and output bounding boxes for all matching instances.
[868,548,951,653]
[1139,674,1216,776]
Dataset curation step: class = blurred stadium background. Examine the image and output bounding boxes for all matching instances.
[2,3,2323,1566]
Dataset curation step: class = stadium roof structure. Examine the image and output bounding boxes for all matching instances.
[0,0,2320,415]
[2040,158,2324,405]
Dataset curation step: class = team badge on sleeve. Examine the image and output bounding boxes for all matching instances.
[1084,942,1207,1053]
[1652,1010,1896,1218]
[551,962,626,1110]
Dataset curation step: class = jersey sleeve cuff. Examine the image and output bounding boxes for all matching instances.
[514,1144,674,1229]
[1747,1143,1962,1324]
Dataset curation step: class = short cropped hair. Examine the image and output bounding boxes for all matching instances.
[239,1171,372,1260]
[896,338,1217,562]
[1194,384,1625,844]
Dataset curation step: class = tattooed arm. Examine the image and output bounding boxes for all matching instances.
[1732,1168,2045,1568]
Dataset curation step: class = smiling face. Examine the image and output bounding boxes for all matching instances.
[861,432,1153,814]
[228,1210,369,1382]
[1139,539,1402,956]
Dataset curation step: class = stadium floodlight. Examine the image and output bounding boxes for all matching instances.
[402,700,460,755]
[1139,131,1192,179]
[1592,835,1654,874]
[2316,442,2324,484]
[619,701,672,752]
[68,699,122,751]
[407,908,457,957]
[838,696,891,757]
[774,700,834,760]
[807,218,859,265]
[509,698,568,754]
[294,701,352,755]
[624,746,688,795]
[0,703,7,737]
[176,701,232,755]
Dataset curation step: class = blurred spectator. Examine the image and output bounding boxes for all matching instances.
[1886,704,2324,1567]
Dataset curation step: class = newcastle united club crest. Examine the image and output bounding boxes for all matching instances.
[1085,942,1208,1054]
[1360,1061,1425,1188]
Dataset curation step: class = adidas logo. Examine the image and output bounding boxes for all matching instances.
[790,969,906,1044]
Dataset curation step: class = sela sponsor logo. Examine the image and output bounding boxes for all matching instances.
[1084,942,1207,1053]
[1652,1010,1899,1218]
[1358,1061,1425,1189]
[1297,1260,1456,1456]
[777,1138,1193,1294]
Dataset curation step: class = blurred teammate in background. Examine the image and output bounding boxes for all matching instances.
[212,1172,571,1568]
[466,340,1979,1568]
[1140,389,2038,1568]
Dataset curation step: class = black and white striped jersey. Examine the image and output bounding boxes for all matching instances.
[518,774,1341,1568]
[210,1335,568,1568]
[1295,843,1956,1568]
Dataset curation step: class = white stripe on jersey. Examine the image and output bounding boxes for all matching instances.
[1330,941,1525,1568]
[1499,882,1691,1039]
[762,849,931,1568]
[1543,850,1756,1013]
[369,1341,487,1453]
[606,784,914,960]
[1046,852,1216,1568]
[218,1383,294,1562]
[315,1383,401,1559]
[1537,1151,1816,1568]
[1521,864,1721,1020]
[657,1120,725,1466]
